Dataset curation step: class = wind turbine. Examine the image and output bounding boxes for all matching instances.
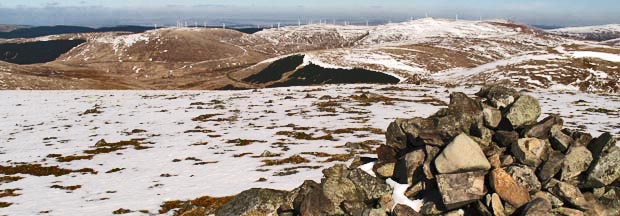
[222,23,226,29]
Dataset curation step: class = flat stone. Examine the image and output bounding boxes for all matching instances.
[215,188,289,216]
[550,125,573,152]
[435,133,491,174]
[505,165,541,194]
[393,149,425,185]
[505,95,541,128]
[560,146,593,181]
[490,193,506,216]
[512,138,548,168]
[533,191,564,208]
[436,171,487,210]
[585,146,620,188]
[522,114,563,139]
[552,207,585,216]
[374,162,395,178]
[537,150,565,182]
[489,168,530,208]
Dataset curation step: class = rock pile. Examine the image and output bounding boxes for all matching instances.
[212,85,619,216]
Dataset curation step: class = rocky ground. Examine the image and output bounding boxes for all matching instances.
[189,85,620,216]
[0,84,619,215]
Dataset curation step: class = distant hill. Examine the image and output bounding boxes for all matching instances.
[548,24,620,41]
[0,25,264,39]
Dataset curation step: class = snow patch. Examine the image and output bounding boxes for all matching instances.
[572,51,620,62]
[386,178,424,212]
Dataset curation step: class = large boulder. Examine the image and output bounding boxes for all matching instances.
[560,146,593,182]
[215,188,289,216]
[489,168,530,208]
[585,146,620,188]
[505,95,541,128]
[291,180,335,216]
[436,171,487,210]
[434,133,491,174]
[511,138,548,168]
[386,119,408,150]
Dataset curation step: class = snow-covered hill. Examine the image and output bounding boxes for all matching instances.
[548,24,620,41]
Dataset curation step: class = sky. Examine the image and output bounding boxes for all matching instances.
[0,0,619,27]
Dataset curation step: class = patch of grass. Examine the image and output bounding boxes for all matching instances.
[261,155,310,166]
[194,161,218,166]
[0,163,96,176]
[301,152,332,157]
[81,105,103,115]
[191,141,209,146]
[275,131,336,141]
[159,195,234,215]
[191,114,221,122]
[50,185,81,191]
[56,155,94,162]
[83,138,152,155]
[0,176,23,184]
[0,202,12,208]
[324,154,354,162]
[0,188,21,198]
[112,208,132,214]
[585,108,617,115]
[121,129,147,135]
[233,152,252,158]
[226,139,267,146]
[328,127,383,135]
[105,168,125,173]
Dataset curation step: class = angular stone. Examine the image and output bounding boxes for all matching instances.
[505,165,541,194]
[376,145,398,163]
[494,130,519,147]
[550,181,590,210]
[571,132,593,147]
[500,155,514,167]
[512,138,548,168]
[585,146,620,188]
[505,95,541,128]
[347,168,393,202]
[489,168,530,208]
[537,150,565,182]
[523,114,563,139]
[560,146,593,181]
[482,105,502,128]
[215,188,289,216]
[490,193,506,216]
[393,204,422,216]
[550,125,573,152]
[374,162,395,178]
[436,171,487,210]
[386,119,408,150]
[533,191,564,208]
[292,180,335,216]
[475,85,520,109]
[401,117,437,146]
[518,198,552,216]
[393,149,425,185]
[474,200,493,216]
[435,133,491,174]
[587,132,616,158]
[471,124,494,147]
[599,187,620,216]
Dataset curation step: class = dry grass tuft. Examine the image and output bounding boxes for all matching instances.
[0,163,97,176]
[261,155,310,166]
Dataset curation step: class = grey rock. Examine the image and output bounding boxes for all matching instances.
[549,181,590,210]
[560,146,593,181]
[215,188,289,216]
[436,170,487,210]
[505,95,541,128]
[505,165,541,194]
[523,114,563,139]
[512,138,548,168]
[571,131,593,147]
[550,125,573,152]
[471,123,493,146]
[482,105,502,128]
[376,145,397,163]
[291,180,335,216]
[423,145,440,180]
[374,162,395,178]
[598,187,620,216]
[475,85,520,109]
[393,149,425,185]
[435,133,491,174]
[519,198,552,216]
[494,130,519,147]
[537,150,565,182]
[386,119,408,150]
[587,132,616,158]
[500,155,514,167]
[533,191,564,208]
[585,146,620,188]
[347,168,393,201]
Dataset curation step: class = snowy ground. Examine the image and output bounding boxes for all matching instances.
[0,84,619,215]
